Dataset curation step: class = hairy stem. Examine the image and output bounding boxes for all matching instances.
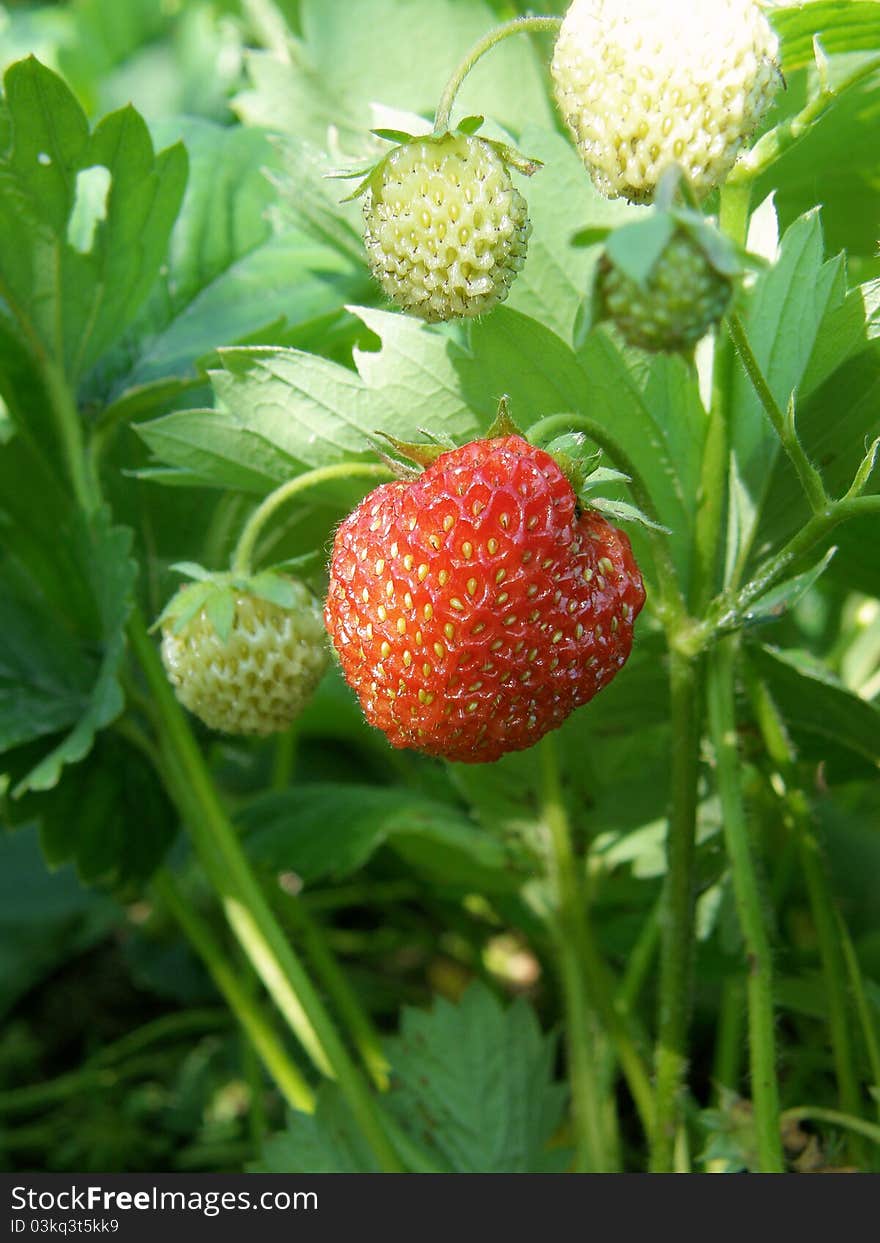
[154,872,315,1113]
[128,609,403,1172]
[539,735,613,1172]
[284,897,391,1092]
[706,637,783,1172]
[703,495,880,639]
[749,673,866,1153]
[232,462,393,575]
[727,313,827,513]
[433,16,562,134]
[650,649,703,1171]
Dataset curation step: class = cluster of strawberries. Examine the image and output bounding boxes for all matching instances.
[158,0,780,764]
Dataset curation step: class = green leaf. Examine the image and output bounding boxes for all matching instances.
[727,211,846,577]
[239,783,520,892]
[754,60,880,258]
[385,983,568,1173]
[5,734,177,891]
[137,308,480,491]
[236,0,555,143]
[773,2,880,71]
[0,505,136,796]
[256,1084,380,1173]
[748,644,880,772]
[0,57,187,384]
[505,127,641,344]
[86,119,369,402]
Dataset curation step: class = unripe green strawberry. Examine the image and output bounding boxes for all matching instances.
[598,227,733,352]
[158,573,328,736]
[362,131,532,322]
[324,433,645,764]
[551,0,780,203]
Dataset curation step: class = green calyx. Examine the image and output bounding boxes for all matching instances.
[153,565,317,644]
[331,120,541,203]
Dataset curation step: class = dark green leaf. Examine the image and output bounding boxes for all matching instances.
[239,783,519,891]
[0,57,187,383]
[748,643,880,770]
[385,983,568,1173]
[256,1084,380,1173]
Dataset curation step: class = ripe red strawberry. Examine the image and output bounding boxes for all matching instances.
[324,434,645,763]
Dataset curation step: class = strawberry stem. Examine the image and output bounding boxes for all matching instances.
[706,635,784,1172]
[747,671,865,1163]
[649,648,703,1171]
[539,734,614,1171]
[231,461,394,575]
[727,312,828,515]
[432,16,562,135]
[153,870,316,1114]
[128,607,404,1173]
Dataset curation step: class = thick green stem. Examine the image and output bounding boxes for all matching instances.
[703,495,880,639]
[232,462,393,574]
[781,1107,880,1150]
[749,673,866,1151]
[706,637,783,1172]
[539,735,613,1172]
[837,913,880,1121]
[128,609,403,1172]
[712,978,746,1101]
[650,649,703,1171]
[154,872,315,1114]
[433,16,562,133]
[727,314,827,514]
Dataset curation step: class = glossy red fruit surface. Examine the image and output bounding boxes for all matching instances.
[325,434,645,763]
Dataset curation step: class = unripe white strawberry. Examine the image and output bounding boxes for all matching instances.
[362,131,533,322]
[158,572,328,736]
[551,0,781,203]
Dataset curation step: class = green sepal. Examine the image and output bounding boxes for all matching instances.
[168,561,212,582]
[456,115,485,136]
[335,125,541,206]
[483,137,543,178]
[485,395,525,440]
[371,127,418,145]
[540,433,631,497]
[372,431,448,470]
[602,206,746,290]
[587,496,672,534]
[153,567,313,640]
[570,226,613,250]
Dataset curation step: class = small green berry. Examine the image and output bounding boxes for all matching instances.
[160,579,328,736]
[362,132,531,322]
[599,230,733,352]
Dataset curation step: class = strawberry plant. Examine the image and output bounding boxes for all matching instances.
[1,0,879,1177]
